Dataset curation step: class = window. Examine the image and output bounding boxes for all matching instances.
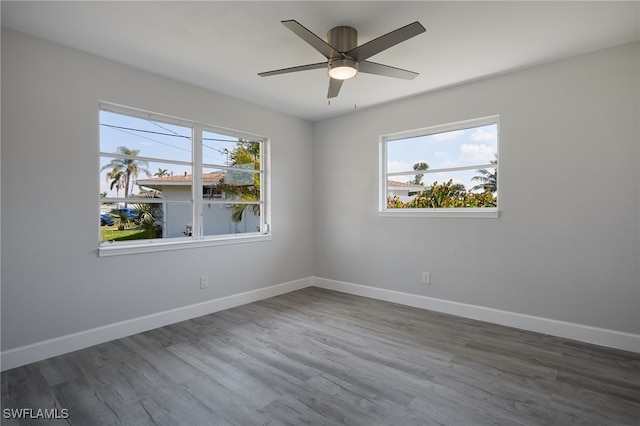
[380,116,499,217]
[99,103,269,255]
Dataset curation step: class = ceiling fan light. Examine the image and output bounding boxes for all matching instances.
[328,58,358,80]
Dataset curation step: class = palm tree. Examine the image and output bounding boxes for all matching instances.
[101,146,151,199]
[219,141,261,223]
[412,162,429,185]
[471,155,497,193]
[109,209,136,231]
[154,168,170,177]
[134,201,163,238]
[106,168,125,198]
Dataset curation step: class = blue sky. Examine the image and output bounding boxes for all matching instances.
[100,111,498,198]
[386,123,498,191]
[99,111,241,197]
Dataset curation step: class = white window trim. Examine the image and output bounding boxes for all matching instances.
[379,115,499,218]
[98,233,272,257]
[98,102,271,256]
[378,209,499,219]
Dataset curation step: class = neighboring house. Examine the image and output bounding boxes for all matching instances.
[136,171,260,238]
[387,180,424,203]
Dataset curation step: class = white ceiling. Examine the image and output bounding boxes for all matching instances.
[2,1,638,121]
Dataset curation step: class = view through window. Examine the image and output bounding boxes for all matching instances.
[382,116,498,214]
[99,104,267,250]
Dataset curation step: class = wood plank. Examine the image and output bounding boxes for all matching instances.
[2,287,639,425]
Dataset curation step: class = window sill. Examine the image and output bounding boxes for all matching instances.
[98,233,272,257]
[378,208,499,218]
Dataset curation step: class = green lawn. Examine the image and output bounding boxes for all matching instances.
[100,226,148,242]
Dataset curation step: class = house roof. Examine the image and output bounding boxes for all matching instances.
[388,180,424,191]
[137,171,225,188]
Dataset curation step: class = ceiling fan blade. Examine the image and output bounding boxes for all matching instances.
[282,20,343,60]
[328,78,343,98]
[347,21,426,62]
[358,61,419,80]
[258,62,328,77]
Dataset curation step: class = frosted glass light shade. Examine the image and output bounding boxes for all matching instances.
[328,58,358,80]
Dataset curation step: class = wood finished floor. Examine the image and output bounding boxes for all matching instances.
[2,287,639,425]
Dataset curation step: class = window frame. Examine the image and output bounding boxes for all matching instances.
[98,102,270,257]
[379,115,499,218]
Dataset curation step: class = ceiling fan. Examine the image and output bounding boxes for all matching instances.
[258,20,426,99]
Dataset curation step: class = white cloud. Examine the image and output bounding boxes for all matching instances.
[387,160,414,174]
[431,130,463,142]
[440,160,460,168]
[470,128,496,142]
[460,144,494,163]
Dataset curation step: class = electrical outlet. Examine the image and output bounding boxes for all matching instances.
[200,275,209,289]
[422,272,431,285]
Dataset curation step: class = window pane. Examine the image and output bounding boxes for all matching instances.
[100,108,195,242]
[421,168,498,195]
[203,131,245,166]
[386,178,426,204]
[160,202,194,238]
[202,168,226,200]
[203,166,259,198]
[134,162,194,200]
[201,139,262,237]
[203,136,261,168]
[387,169,498,209]
[201,167,257,200]
[384,118,498,211]
[100,111,192,163]
[203,203,261,236]
[100,201,192,242]
[387,123,497,173]
[101,160,192,199]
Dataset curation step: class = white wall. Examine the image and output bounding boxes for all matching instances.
[312,42,640,335]
[1,28,314,352]
[1,27,638,366]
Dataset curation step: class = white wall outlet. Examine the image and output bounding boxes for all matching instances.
[200,275,209,289]
[422,272,431,285]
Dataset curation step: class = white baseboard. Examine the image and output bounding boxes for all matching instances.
[3,275,637,371]
[0,277,312,371]
[312,277,640,354]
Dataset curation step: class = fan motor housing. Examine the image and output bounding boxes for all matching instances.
[327,26,357,54]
